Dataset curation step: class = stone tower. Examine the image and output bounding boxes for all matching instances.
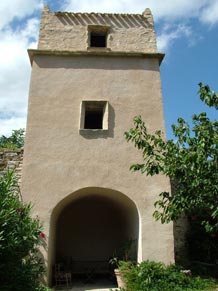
[22,6,174,285]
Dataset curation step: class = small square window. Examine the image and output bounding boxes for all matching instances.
[88,25,110,49]
[80,101,108,130]
[90,32,107,48]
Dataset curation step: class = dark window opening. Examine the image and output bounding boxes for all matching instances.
[84,108,103,129]
[90,32,107,48]
[80,101,108,130]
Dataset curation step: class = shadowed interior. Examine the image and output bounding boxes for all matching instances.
[55,193,139,275]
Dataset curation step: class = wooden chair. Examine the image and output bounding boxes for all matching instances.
[54,263,72,288]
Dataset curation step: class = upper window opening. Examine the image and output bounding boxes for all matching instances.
[90,32,107,48]
[88,25,110,49]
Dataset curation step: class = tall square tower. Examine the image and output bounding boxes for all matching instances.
[22,6,174,284]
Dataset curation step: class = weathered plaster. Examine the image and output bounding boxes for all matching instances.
[38,6,157,53]
[22,6,175,284]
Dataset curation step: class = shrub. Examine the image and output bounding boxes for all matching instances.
[187,213,218,264]
[0,171,48,291]
[120,260,216,291]
[0,129,25,149]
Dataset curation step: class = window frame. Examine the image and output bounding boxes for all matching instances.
[80,100,109,131]
[87,25,110,49]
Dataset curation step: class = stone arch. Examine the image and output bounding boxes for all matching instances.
[48,187,140,285]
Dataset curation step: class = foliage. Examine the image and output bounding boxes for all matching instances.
[199,82,218,109]
[186,213,218,264]
[109,238,136,268]
[125,83,218,233]
[0,171,48,291]
[0,128,25,149]
[120,260,217,291]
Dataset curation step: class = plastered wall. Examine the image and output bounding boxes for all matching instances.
[21,6,177,284]
[22,54,174,265]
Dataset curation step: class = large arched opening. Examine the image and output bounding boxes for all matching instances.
[48,187,140,286]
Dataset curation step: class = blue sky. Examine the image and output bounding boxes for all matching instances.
[0,0,218,139]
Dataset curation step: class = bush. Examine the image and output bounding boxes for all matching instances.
[120,260,216,291]
[0,129,25,149]
[187,213,218,264]
[0,171,48,291]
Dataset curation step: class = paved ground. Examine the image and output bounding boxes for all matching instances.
[55,278,118,291]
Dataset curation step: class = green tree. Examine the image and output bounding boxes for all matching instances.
[0,171,47,291]
[0,128,25,149]
[125,83,218,233]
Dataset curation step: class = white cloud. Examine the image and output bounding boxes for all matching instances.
[62,0,123,13]
[141,0,208,21]
[0,18,40,136]
[0,117,26,137]
[0,0,42,136]
[200,1,218,25]
[0,0,43,29]
[21,17,40,39]
[157,24,193,52]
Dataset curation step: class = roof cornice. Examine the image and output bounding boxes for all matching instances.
[28,49,165,65]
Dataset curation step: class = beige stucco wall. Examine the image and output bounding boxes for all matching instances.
[38,7,157,53]
[21,7,175,285]
[22,54,174,270]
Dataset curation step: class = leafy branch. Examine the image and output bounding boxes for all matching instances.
[125,83,218,233]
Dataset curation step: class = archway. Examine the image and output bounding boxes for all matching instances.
[48,187,140,285]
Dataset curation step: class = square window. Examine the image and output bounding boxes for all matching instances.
[90,32,107,48]
[80,101,108,130]
[88,25,110,49]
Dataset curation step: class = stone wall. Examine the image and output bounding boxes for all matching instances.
[0,149,23,186]
[38,6,157,53]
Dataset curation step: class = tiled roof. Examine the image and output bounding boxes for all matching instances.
[54,11,148,18]
[52,10,152,28]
